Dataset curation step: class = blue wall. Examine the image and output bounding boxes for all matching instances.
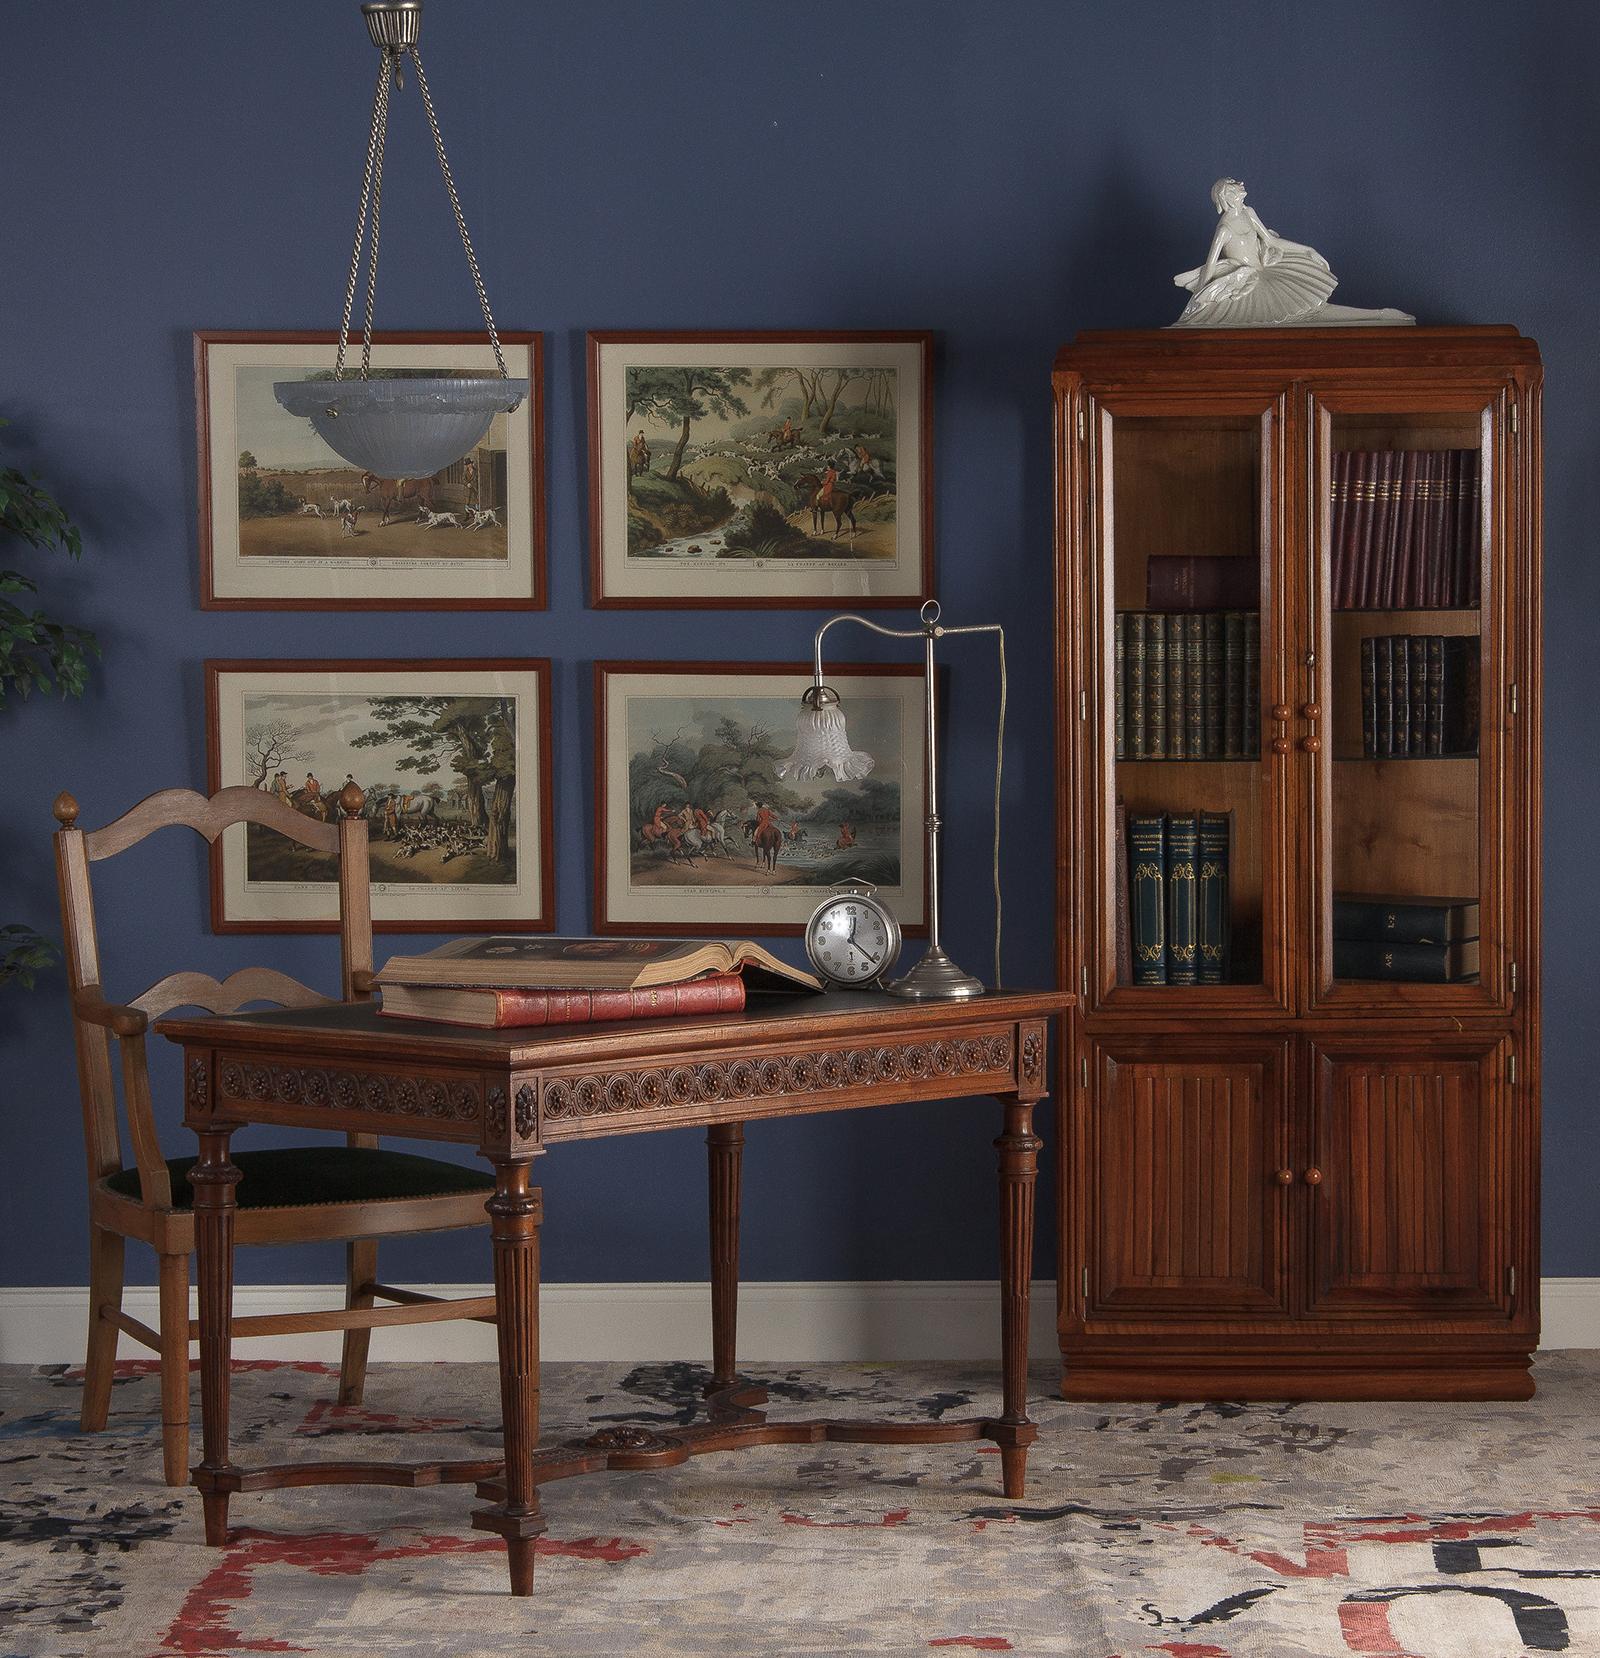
[3,0,1595,1289]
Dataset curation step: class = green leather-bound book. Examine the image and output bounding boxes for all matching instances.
[1392,634,1411,757]
[1202,613,1225,758]
[1127,612,1147,759]
[1184,614,1205,757]
[1375,635,1395,757]
[1145,614,1168,759]
[1165,615,1187,758]
[1243,617,1260,758]
[1361,635,1379,758]
[1113,611,1127,760]
[1197,810,1231,985]
[1223,611,1246,758]
[1166,813,1199,986]
[1407,636,1428,758]
[1128,812,1168,985]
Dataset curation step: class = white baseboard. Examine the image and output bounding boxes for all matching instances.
[0,1280,1063,1367]
[1,1278,1593,1367]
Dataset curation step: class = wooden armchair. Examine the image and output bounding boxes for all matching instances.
[53,782,496,1486]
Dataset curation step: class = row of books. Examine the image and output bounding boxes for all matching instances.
[1333,892,1480,982]
[1330,448,1481,610]
[1114,612,1260,761]
[1115,807,1233,986]
[375,936,818,1029]
[1358,635,1480,758]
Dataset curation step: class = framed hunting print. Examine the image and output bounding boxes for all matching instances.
[207,659,554,933]
[587,331,933,608]
[594,660,928,935]
[197,331,545,610]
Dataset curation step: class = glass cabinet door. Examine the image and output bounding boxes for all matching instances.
[1090,393,1292,1013]
[1307,390,1510,1014]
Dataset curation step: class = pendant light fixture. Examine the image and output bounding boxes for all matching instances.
[273,2,528,480]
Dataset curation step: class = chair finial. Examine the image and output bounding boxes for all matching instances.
[338,780,366,818]
[53,791,80,827]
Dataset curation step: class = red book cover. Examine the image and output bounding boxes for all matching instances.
[1393,449,1422,608]
[1376,449,1404,608]
[1418,450,1443,608]
[1328,450,1350,610]
[1355,451,1385,609]
[1145,554,1257,611]
[380,971,749,1029]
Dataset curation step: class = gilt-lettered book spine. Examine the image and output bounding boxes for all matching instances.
[1202,613,1225,758]
[1166,813,1199,986]
[1243,620,1260,758]
[1392,635,1411,757]
[1375,635,1395,757]
[1197,810,1231,985]
[1222,611,1246,758]
[1145,613,1168,759]
[1165,613,1187,758]
[1113,611,1126,760]
[1127,611,1147,759]
[1184,614,1205,758]
[1128,812,1168,985]
[1407,636,1428,757]
[1361,636,1378,758]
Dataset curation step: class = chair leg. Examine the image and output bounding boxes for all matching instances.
[338,1238,379,1407]
[157,1251,192,1487]
[81,1225,125,1433]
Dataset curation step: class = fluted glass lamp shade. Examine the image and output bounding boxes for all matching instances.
[777,687,876,783]
[272,376,527,480]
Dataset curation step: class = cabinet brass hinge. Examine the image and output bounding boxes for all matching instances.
[1081,1265,1090,1299]
[1079,689,1088,721]
[1077,408,1087,442]
[1080,964,1089,997]
[1509,683,1519,716]
[1081,1055,1089,1088]
[1510,401,1520,437]
[1507,1265,1517,1300]
[1509,961,1519,995]
[1507,1052,1518,1087]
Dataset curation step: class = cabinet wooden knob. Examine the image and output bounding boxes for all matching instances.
[1270,703,1292,722]
[1300,735,1322,753]
[1304,1167,1323,1185]
[1302,703,1321,721]
[1275,1168,1294,1185]
[1272,736,1292,755]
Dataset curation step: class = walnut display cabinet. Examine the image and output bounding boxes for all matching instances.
[1051,327,1542,1400]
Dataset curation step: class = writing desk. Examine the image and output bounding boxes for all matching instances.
[158,989,1067,1596]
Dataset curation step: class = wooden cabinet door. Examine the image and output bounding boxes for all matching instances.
[1304,1035,1513,1320]
[1084,1036,1293,1321]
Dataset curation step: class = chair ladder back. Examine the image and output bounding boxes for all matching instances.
[53,817,123,1184]
[337,814,374,1002]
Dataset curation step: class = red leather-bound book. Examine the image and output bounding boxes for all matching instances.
[379,971,749,1029]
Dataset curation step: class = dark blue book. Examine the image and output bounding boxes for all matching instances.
[1128,813,1168,985]
[1197,811,1231,984]
[1166,813,1199,986]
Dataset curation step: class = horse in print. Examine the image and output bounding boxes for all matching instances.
[744,806,784,873]
[795,471,859,539]
[361,471,438,526]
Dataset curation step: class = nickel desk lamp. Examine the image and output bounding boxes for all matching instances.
[777,600,1008,1001]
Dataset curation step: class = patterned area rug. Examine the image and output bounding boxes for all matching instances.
[3,1354,1599,1656]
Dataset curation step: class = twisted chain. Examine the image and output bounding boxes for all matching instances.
[410,47,509,377]
[335,52,395,382]
[358,54,393,379]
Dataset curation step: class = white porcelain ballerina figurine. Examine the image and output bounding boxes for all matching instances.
[1172,178,1413,328]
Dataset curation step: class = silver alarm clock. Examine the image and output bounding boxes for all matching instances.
[802,880,903,990]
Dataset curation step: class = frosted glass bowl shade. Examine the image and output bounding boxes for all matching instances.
[272,375,529,479]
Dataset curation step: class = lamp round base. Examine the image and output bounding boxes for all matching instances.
[885,947,987,1002]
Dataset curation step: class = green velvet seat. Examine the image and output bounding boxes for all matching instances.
[104,1146,495,1210]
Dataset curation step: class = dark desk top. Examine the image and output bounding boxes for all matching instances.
[157,988,1071,1070]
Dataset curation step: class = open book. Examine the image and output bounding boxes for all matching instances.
[375,935,820,994]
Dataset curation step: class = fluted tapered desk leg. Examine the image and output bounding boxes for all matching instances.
[190,1126,241,1545]
[995,1098,1042,1499]
[707,1122,744,1391]
[472,1161,546,1596]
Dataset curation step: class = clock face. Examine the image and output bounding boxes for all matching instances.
[806,896,899,986]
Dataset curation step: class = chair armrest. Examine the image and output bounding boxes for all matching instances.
[350,968,378,996]
[72,989,149,1037]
